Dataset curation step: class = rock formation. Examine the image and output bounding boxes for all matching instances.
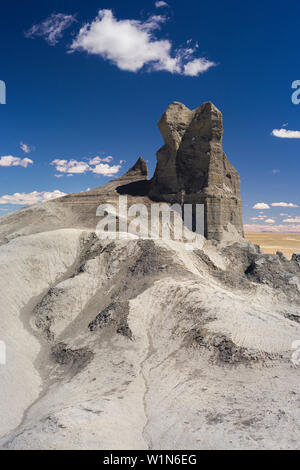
[2,103,300,450]
[0,102,243,244]
[149,101,244,240]
[122,156,148,181]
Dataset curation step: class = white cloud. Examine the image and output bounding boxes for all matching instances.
[251,215,267,221]
[0,155,33,168]
[265,218,276,223]
[272,169,280,174]
[253,203,270,210]
[0,190,66,206]
[244,224,300,233]
[101,156,113,163]
[271,129,300,139]
[51,156,122,177]
[282,217,300,223]
[25,13,76,45]
[20,142,31,154]
[253,202,298,211]
[92,163,121,176]
[280,213,289,216]
[183,58,215,76]
[51,159,90,174]
[88,155,113,165]
[70,9,215,76]
[271,202,298,208]
[155,1,169,7]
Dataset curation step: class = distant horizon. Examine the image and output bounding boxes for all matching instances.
[245,230,300,234]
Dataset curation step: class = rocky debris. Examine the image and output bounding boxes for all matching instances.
[292,253,300,266]
[73,232,105,275]
[194,242,300,298]
[34,287,63,340]
[276,251,288,261]
[212,268,252,290]
[245,252,300,295]
[187,328,275,364]
[149,101,244,241]
[285,313,300,324]
[220,242,263,269]
[129,240,169,276]
[194,246,252,289]
[88,304,117,331]
[40,416,66,433]
[116,324,133,340]
[88,301,133,340]
[33,233,105,340]
[51,342,94,373]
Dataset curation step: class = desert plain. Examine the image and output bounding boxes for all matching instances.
[245,233,300,259]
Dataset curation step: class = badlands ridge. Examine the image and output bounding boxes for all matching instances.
[0,102,300,449]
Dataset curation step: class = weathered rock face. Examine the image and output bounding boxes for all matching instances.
[118,156,148,183]
[149,101,244,241]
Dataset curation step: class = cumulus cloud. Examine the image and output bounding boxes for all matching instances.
[89,155,113,165]
[51,155,122,177]
[253,202,298,210]
[282,217,300,223]
[183,58,215,76]
[25,13,76,45]
[250,215,266,221]
[51,159,90,174]
[20,142,31,154]
[70,9,215,76]
[91,163,121,176]
[253,203,270,210]
[0,190,66,206]
[271,129,300,139]
[244,223,300,233]
[271,202,298,208]
[265,218,276,223]
[155,1,169,7]
[0,155,33,168]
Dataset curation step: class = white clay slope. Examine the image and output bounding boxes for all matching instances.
[0,219,300,449]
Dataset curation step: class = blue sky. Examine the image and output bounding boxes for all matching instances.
[1,0,300,231]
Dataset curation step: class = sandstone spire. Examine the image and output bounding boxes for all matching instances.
[123,156,148,180]
[149,101,244,240]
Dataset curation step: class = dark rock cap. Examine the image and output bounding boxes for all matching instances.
[123,156,148,180]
